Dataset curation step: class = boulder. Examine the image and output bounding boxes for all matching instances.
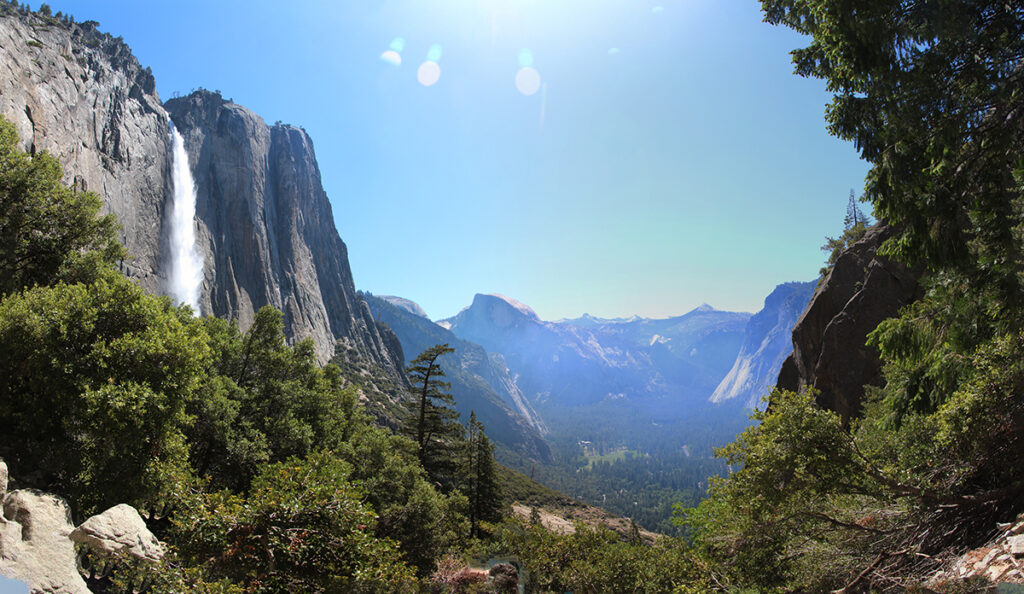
[0,490,90,594]
[1009,534,1024,557]
[70,503,164,562]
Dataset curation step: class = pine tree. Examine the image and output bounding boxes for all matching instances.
[843,189,867,229]
[820,189,871,275]
[464,411,502,537]
[405,344,461,484]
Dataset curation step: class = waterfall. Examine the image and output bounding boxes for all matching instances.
[167,123,204,314]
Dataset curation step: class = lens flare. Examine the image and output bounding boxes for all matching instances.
[380,50,402,66]
[389,37,405,52]
[608,47,621,55]
[518,48,533,68]
[515,67,541,96]
[427,43,443,62]
[418,61,441,86]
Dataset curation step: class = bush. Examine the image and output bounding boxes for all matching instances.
[171,451,417,592]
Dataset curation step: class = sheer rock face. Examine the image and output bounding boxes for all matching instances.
[164,91,406,373]
[711,280,816,409]
[0,12,170,292]
[0,11,406,374]
[776,224,922,422]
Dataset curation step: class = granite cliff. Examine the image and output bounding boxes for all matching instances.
[0,12,166,289]
[711,280,816,409]
[0,8,404,376]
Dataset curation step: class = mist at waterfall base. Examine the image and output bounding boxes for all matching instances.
[166,124,204,314]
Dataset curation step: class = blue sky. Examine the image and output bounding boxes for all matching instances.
[41,0,868,320]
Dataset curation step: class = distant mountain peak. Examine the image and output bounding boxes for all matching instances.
[560,313,642,325]
[692,303,716,313]
[377,295,430,319]
[480,293,541,321]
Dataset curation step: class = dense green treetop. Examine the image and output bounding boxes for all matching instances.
[764,1,1024,280]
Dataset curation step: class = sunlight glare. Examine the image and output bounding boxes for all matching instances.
[418,61,441,86]
[515,66,541,96]
[380,50,401,66]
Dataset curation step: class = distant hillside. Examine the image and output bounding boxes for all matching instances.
[362,292,551,463]
[377,295,430,319]
[441,294,749,430]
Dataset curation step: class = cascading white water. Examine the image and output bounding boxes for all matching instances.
[167,123,204,314]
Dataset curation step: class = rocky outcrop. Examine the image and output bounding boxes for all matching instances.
[926,518,1024,588]
[776,224,922,422]
[0,9,407,373]
[711,281,815,409]
[1,488,89,594]
[0,459,165,594]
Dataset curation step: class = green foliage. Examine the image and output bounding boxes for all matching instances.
[492,517,714,593]
[334,419,469,575]
[186,313,467,576]
[0,269,206,516]
[187,307,355,491]
[689,376,1024,590]
[762,1,1024,280]
[682,390,884,590]
[464,412,503,537]
[493,463,571,509]
[0,61,478,593]
[867,273,989,425]
[690,3,1024,588]
[509,406,740,536]
[0,116,123,297]
[171,451,416,591]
